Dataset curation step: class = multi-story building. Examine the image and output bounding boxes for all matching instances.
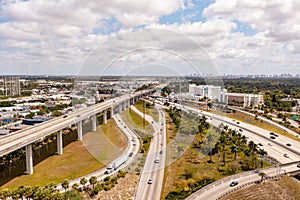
[224,93,264,107]
[188,84,263,107]
[188,84,227,102]
[0,76,21,97]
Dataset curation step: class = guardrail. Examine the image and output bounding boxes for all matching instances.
[216,174,283,200]
[186,167,272,200]
[0,89,156,157]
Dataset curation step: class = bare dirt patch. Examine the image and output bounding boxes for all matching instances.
[89,173,140,200]
[222,176,300,200]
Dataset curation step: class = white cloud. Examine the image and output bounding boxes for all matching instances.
[0,0,299,75]
[203,0,300,42]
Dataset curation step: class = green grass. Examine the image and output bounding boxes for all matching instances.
[149,108,159,122]
[226,110,300,142]
[161,112,271,199]
[0,119,128,190]
[1,140,103,189]
[134,100,150,115]
[134,100,159,122]
[120,109,154,138]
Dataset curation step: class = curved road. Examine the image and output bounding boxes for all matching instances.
[132,105,166,200]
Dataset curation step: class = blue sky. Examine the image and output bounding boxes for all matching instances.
[0,0,299,76]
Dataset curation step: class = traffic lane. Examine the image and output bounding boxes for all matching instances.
[198,164,300,200]
[219,118,300,154]
[224,123,300,163]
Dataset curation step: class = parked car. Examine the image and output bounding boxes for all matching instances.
[284,154,289,158]
[148,179,152,184]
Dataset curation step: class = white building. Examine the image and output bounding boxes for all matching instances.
[188,84,263,107]
[224,93,264,107]
[188,84,227,102]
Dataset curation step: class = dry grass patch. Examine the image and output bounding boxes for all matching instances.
[1,140,103,189]
[222,176,300,200]
[0,119,128,190]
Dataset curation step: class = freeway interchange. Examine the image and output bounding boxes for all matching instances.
[1,90,300,199]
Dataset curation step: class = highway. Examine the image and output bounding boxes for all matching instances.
[133,105,166,200]
[0,89,155,157]
[186,162,300,200]
[229,106,299,137]
[167,103,300,200]
[176,104,300,163]
[56,113,141,191]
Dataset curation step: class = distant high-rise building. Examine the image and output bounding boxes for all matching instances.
[0,76,21,97]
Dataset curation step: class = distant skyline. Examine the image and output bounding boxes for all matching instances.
[0,0,299,76]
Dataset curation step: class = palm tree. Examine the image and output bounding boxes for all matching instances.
[61,180,69,192]
[89,176,98,189]
[215,141,222,167]
[206,132,214,162]
[0,188,11,200]
[258,149,267,158]
[16,185,25,199]
[220,132,228,165]
[230,145,238,161]
[24,186,33,200]
[11,189,20,200]
[80,177,88,190]
[72,183,79,191]
[259,172,266,182]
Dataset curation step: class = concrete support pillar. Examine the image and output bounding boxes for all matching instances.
[92,115,97,132]
[111,106,114,117]
[25,144,33,175]
[77,120,83,141]
[103,110,107,124]
[57,130,63,155]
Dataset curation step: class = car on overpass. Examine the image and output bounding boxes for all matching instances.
[229,181,238,187]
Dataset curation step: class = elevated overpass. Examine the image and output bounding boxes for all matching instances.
[0,88,155,174]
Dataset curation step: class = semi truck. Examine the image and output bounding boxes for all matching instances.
[104,153,128,174]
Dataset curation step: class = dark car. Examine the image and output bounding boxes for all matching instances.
[270,136,276,139]
[147,179,152,184]
[236,122,240,124]
[129,152,133,157]
[258,143,263,146]
[63,115,68,118]
[284,154,289,158]
[270,132,275,136]
[230,181,238,187]
[286,143,291,147]
[297,163,300,168]
[239,129,243,132]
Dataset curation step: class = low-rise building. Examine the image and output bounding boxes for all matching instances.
[224,93,264,107]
